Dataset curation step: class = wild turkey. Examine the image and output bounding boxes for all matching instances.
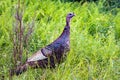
[14,12,75,75]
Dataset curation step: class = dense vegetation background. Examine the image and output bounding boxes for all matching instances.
[0,0,120,80]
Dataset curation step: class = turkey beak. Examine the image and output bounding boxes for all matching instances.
[73,14,75,16]
[72,13,75,17]
[72,14,75,17]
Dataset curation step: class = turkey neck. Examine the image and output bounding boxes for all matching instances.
[64,17,70,33]
[66,17,70,27]
[60,17,70,38]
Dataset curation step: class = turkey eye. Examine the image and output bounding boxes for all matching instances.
[69,13,72,15]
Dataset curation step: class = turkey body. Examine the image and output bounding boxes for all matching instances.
[26,25,70,69]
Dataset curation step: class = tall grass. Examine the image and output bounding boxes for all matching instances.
[0,0,120,80]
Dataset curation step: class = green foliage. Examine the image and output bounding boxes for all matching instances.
[0,0,120,80]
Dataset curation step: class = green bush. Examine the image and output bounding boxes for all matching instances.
[0,0,120,80]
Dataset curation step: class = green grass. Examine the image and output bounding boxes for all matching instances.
[0,0,120,80]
